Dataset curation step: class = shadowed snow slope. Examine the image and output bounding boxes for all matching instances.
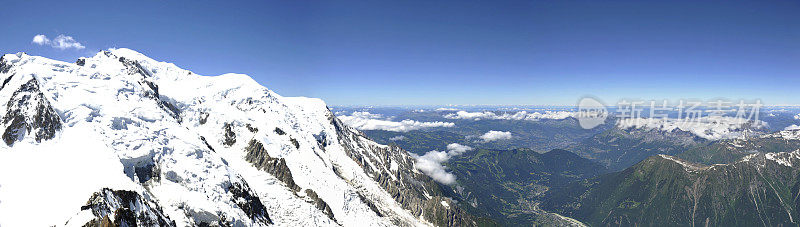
[0,49,478,226]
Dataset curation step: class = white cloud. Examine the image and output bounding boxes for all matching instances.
[414,151,454,184]
[51,35,85,50]
[480,130,512,142]
[338,111,454,132]
[389,135,406,141]
[32,35,49,45]
[31,34,85,50]
[785,125,800,131]
[444,110,573,121]
[446,143,472,155]
[413,143,472,185]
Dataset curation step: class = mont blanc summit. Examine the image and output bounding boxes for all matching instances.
[0,49,475,226]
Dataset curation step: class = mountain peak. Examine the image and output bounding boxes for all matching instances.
[107,48,148,59]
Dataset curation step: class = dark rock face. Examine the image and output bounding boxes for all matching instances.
[246,123,258,133]
[228,181,273,225]
[76,58,86,66]
[2,114,25,145]
[0,73,13,91]
[200,136,216,152]
[159,98,182,122]
[274,127,286,135]
[119,57,152,78]
[0,56,11,74]
[2,78,62,146]
[328,112,482,227]
[244,139,300,191]
[199,112,209,125]
[77,188,175,227]
[119,57,182,122]
[141,80,159,99]
[290,137,300,149]
[222,123,237,146]
[244,139,337,222]
[305,189,336,222]
[356,192,383,217]
[140,79,181,122]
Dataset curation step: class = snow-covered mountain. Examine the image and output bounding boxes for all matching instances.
[616,116,768,141]
[0,49,477,226]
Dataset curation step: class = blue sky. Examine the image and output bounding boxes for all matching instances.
[1,0,798,105]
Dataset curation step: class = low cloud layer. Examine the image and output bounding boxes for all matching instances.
[32,34,85,50]
[338,111,454,132]
[480,130,513,142]
[444,110,573,121]
[413,143,473,185]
